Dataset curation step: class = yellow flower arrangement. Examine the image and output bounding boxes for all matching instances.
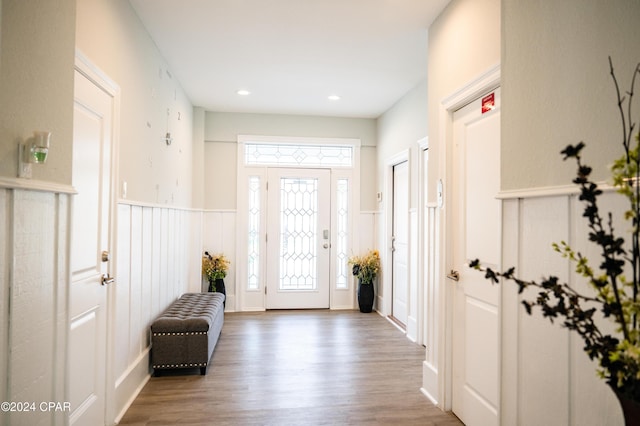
[202,251,230,282]
[348,249,380,284]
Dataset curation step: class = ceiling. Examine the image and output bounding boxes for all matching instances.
[128,0,450,119]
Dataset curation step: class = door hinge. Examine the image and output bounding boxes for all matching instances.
[265,286,267,294]
[265,233,268,243]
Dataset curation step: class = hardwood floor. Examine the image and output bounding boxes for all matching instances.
[119,310,462,425]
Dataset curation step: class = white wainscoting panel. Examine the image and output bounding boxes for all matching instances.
[188,211,204,294]
[1,188,71,426]
[501,192,625,426]
[421,205,441,404]
[357,211,379,310]
[202,210,237,310]
[407,208,419,342]
[568,191,624,425]
[114,202,196,420]
[519,196,571,426]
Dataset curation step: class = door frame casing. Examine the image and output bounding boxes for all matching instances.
[437,64,500,411]
[382,149,410,319]
[235,135,361,311]
[73,50,120,425]
[416,136,429,348]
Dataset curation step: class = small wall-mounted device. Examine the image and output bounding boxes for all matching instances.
[18,131,51,178]
[437,179,444,208]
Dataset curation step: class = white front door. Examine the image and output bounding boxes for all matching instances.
[69,68,114,425]
[266,168,331,309]
[451,88,501,425]
[392,160,409,326]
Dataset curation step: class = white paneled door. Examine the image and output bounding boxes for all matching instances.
[451,88,501,425]
[392,160,409,326]
[69,67,114,425]
[266,168,331,309]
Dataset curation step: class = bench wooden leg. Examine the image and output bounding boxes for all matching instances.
[200,366,206,375]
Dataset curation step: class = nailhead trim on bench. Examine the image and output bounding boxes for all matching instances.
[152,331,209,336]
[153,362,207,369]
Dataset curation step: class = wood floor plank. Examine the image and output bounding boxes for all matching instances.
[119,310,462,425]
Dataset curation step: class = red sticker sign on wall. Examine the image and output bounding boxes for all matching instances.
[482,92,495,114]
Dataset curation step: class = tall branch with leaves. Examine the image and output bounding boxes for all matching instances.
[471,58,640,401]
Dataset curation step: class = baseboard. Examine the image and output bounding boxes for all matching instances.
[406,315,418,342]
[240,307,267,312]
[113,348,151,424]
[224,294,236,312]
[422,359,440,407]
[420,386,439,406]
[331,305,355,310]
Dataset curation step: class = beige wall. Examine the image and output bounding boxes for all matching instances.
[427,0,501,204]
[0,0,76,183]
[502,0,640,190]
[76,0,195,207]
[206,111,377,146]
[192,107,206,209]
[376,79,428,210]
[204,111,378,211]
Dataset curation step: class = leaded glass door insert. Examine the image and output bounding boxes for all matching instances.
[266,168,330,309]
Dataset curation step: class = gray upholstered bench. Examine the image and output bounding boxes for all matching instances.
[150,292,225,375]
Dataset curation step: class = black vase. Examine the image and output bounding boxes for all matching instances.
[357,279,374,313]
[613,387,640,426]
[215,278,226,307]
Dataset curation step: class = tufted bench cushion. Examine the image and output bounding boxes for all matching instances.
[150,292,225,375]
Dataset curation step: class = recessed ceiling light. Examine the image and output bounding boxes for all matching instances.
[237,89,251,96]
[328,94,341,101]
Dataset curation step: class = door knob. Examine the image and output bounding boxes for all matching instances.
[102,274,115,285]
[323,243,330,249]
[447,270,460,282]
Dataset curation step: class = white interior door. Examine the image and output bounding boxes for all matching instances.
[392,161,409,326]
[451,88,501,425]
[69,68,114,425]
[266,168,331,309]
